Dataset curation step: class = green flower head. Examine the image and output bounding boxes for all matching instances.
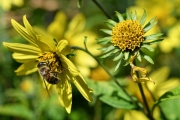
[97,10,163,71]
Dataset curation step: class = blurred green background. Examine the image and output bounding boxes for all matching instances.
[1,0,180,120]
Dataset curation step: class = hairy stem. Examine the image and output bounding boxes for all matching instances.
[71,46,143,110]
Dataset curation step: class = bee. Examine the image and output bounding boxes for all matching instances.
[37,62,60,84]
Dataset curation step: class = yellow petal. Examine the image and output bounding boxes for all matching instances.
[12,53,38,63]
[60,54,80,76]
[56,40,71,56]
[23,15,37,41]
[11,19,37,47]
[37,35,56,52]
[64,13,85,39]
[15,60,38,75]
[3,42,41,55]
[47,11,67,41]
[56,73,72,113]
[23,16,54,52]
[67,72,93,102]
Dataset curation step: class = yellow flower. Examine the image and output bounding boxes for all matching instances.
[0,0,24,11]
[3,15,93,113]
[47,11,100,76]
[159,24,180,53]
[98,10,163,71]
[129,0,177,29]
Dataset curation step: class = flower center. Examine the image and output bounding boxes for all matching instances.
[111,20,145,51]
[36,52,62,73]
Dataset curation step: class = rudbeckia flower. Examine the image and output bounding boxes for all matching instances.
[3,15,93,113]
[97,10,163,83]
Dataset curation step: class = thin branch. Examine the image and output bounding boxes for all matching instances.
[91,0,111,19]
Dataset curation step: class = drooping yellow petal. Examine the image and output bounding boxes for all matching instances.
[67,71,93,102]
[11,19,38,47]
[15,60,38,75]
[56,40,71,56]
[12,53,38,63]
[3,42,41,55]
[57,73,72,113]
[60,54,80,76]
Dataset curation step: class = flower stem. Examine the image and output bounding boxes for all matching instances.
[91,0,111,19]
[138,83,154,120]
[71,46,143,110]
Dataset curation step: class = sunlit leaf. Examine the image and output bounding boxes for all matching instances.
[86,79,138,110]
[100,29,112,35]
[152,86,180,112]
[143,55,154,64]
[140,9,146,25]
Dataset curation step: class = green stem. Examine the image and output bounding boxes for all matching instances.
[138,83,154,120]
[91,0,111,19]
[71,46,142,110]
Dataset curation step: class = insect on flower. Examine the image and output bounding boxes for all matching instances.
[3,15,93,113]
[37,62,60,84]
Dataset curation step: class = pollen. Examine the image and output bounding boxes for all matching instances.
[36,52,62,72]
[111,20,145,51]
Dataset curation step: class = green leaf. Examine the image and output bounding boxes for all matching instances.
[152,86,180,112]
[98,47,107,51]
[143,54,154,64]
[113,52,123,61]
[100,29,112,35]
[105,21,114,29]
[143,17,158,32]
[115,11,124,22]
[0,104,33,119]
[99,95,135,109]
[77,0,82,8]
[114,60,122,71]
[141,44,154,52]
[124,51,129,60]
[140,9,146,25]
[112,48,121,54]
[137,51,142,62]
[144,33,163,40]
[103,46,116,53]
[126,9,132,20]
[143,39,164,44]
[159,98,180,120]
[96,36,111,43]
[100,51,114,58]
[97,39,111,44]
[86,79,138,110]
[106,19,117,26]
[131,11,137,20]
